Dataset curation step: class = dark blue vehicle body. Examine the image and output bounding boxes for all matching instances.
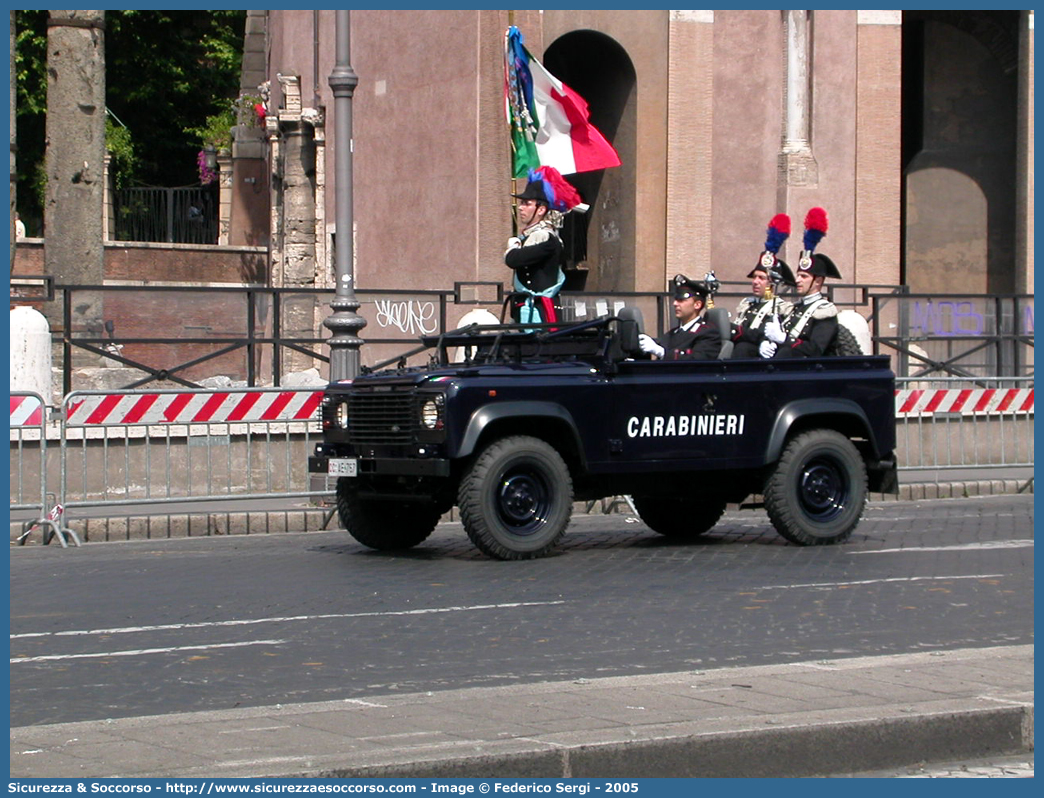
[309,316,897,559]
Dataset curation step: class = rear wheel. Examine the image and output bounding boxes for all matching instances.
[632,495,726,539]
[763,429,867,545]
[336,478,441,550]
[458,436,572,560]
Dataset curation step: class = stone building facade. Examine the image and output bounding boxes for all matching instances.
[260,9,1034,302]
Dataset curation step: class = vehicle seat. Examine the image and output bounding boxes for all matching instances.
[617,306,644,357]
[705,307,733,359]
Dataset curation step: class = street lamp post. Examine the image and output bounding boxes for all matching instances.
[324,9,366,380]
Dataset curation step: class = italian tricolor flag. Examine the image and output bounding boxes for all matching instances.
[505,26,621,178]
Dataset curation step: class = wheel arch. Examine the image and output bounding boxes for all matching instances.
[765,399,880,464]
[458,401,586,471]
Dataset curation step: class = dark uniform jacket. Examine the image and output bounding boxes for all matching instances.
[504,224,564,293]
[655,317,722,361]
[772,294,838,358]
[732,295,793,345]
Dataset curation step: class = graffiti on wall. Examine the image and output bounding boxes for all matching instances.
[910,299,1034,337]
[373,299,438,336]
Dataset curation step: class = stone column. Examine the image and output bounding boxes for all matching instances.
[666,11,714,283]
[217,150,232,245]
[777,10,819,209]
[44,10,106,366]
[276,74,320,377]
[1015,10,1034,296]
[10,11,16,268]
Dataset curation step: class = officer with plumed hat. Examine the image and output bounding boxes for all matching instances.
[731,213,796,359]
[638,274,723,361]
[760,207,842,359]
[504,166,586,325]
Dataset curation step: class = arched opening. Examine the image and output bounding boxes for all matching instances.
[544,31,636,292]
[901,10,1021,294]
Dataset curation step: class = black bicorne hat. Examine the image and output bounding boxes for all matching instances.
[511,180,549,204]
[747,255,796,286]
[671,274,709,301]
[797,252,842,279]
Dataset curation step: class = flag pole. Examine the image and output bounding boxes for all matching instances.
[507,11,518,236]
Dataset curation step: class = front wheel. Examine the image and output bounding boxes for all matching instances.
[336,479,441,551]
[458,436,573,560]
[632,495,726,539]
[763,429,867,545]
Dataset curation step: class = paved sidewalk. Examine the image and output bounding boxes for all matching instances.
[10,645,1033,779]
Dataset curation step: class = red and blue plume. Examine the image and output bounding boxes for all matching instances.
[530,166,583,212]
[803,207,828,252]
[763,213,790,255]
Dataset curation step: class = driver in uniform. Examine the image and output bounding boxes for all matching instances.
[638,274,722,361]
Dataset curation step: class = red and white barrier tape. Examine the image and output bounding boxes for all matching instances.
[64,391,324,426]
[895,387,1033,416]
[10,395,44,427]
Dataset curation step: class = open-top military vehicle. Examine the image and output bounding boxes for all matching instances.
[308,305,897,560]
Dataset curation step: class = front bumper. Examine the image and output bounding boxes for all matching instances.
[308,454,451,478]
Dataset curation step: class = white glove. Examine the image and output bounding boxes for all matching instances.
[762,317,786,344]
[504,237,521,256]
[759,340,778,359]
[638,334,665,359]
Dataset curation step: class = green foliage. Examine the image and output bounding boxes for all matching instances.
[186,105,237,151]
[14,9,246,225]
[105,118,138,191]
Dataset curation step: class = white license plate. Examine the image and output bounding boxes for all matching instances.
[327,458,358,477]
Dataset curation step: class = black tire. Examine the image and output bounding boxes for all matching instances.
[826,324,864,356]
[458,436,572,560]
[336,478,441,551]
[632,495,726,539]
[763,429,867,545]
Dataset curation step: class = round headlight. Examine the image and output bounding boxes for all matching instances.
[336,401,349,428]
[421,399,439,429]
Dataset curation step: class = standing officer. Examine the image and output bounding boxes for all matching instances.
[731,214,795,359]
[760,207,841,359]
[504,166,585,324]
[638,274,722,361]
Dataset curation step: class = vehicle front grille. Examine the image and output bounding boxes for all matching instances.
[348,392,417,445]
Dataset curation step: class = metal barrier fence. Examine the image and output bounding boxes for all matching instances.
[9,392,79,546]
[894,376,1034,476]
[10,392,47,515]
[8,379,1033,544]
[57,388,324,515]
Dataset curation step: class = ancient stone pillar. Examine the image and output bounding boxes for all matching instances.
[43,10,106,365]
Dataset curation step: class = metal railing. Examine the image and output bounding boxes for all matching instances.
[9,392,80,546]
[112,186,218,244]
[41,281,1032,395]
[57,388,324,516]
[894,376,1034,479]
